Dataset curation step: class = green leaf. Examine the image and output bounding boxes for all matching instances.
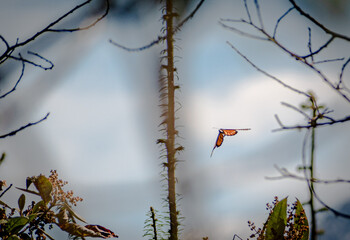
[0,199,11,208]
[63,202,87,223]
[265,197,287,240]
[8,235,21,240]
[295,199,309,240]
[34,175,52,204]
[18,194,25,214]
[32,200,45,213]
[16,187,40,196]
[26,177,34,190]
[5,216,29,234]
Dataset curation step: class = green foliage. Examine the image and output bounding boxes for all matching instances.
[265,197,287,240]
[143,206,168,240]
[248,197,309,240]
[0,170,117,239]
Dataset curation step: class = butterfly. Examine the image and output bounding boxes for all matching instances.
[210,128,251,157]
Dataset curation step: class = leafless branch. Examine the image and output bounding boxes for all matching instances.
[266,165,350,184]
[219,21,268,41]
[223,1,350,103]
[243,0,252,23]
[273,7,294,39]
[338,57,350,90]
[0,183,12,198]
[253,0,264,29]
[273,114,350,131]
[307,27,314,63]
[7,51,54,71]
[49,0,109,32]
[313,58,345,64]
[226,41,310,97]
[0,0,109,63]
[301,130,350,219]
[281,102,310,119]
[289,0,350,42]
[109,0,206,51]
[300,36,335,59]
[0,113,50,139]
[0,56,25,99]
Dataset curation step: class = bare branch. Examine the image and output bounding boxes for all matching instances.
[219,21,268,41]
[301,36,335,59]
[176,0,205,31]
[0,113,50,139]
[313,58,345,64]
[49,0,109,32]
[273,7,294,39]
[7,52,54,70]
[243,0,252,23]
[109,37,162,52]
[109,0,206,52]
[266,165,350,184]
[253,0,264,29]
[307,27,314,63]
[338,57,350,89]
[273,114,350,131]
[289,0,350,42]
[226,41,310,97]
[0,0,109,63]
[0,183,12,198]
[0,56,25,99]
[301,130,350,219]
[281,102,310,119]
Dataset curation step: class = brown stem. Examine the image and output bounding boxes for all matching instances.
[165,0,178,239]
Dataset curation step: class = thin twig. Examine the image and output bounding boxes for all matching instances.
[273,114,350,131]
[219,22,268,41]
[49,0,109,32]
[0,184,13,198]
[0,56,25,99]
[281,102,310,119]
[289,0,350,41]
[226,41,310,97]
[243,0,252,23]
[0,0,109,63]
[7,52,54,71]
[301,36,334,59]
[109,0,206,52]
[338,57,350,89]
[313,58,345,64]
[0,113,50,139]
[266,165,350,184]
[302,130,350,219]
[254,0,264,29]
[273,7,294,38]
[307,27,314,63]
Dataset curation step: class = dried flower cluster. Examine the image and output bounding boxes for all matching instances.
[48,170,83,206]
[248,197,309,240]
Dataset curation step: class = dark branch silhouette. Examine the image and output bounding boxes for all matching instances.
[109,0,206,52]
[301,130,350,219]
[0,56,25,99]
[289,0,350,42]
[266,165,350,184]
[0,0,109,63]
[0,0,109,139]
[0,113,50,139]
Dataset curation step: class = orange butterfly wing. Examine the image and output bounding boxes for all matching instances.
[221,129,238,136]
[210,131,225,157]
[210,128,250,157]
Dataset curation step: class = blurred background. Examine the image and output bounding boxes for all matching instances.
[0,0,350,239]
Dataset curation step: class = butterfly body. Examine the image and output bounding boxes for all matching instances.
[210,128,250,157]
